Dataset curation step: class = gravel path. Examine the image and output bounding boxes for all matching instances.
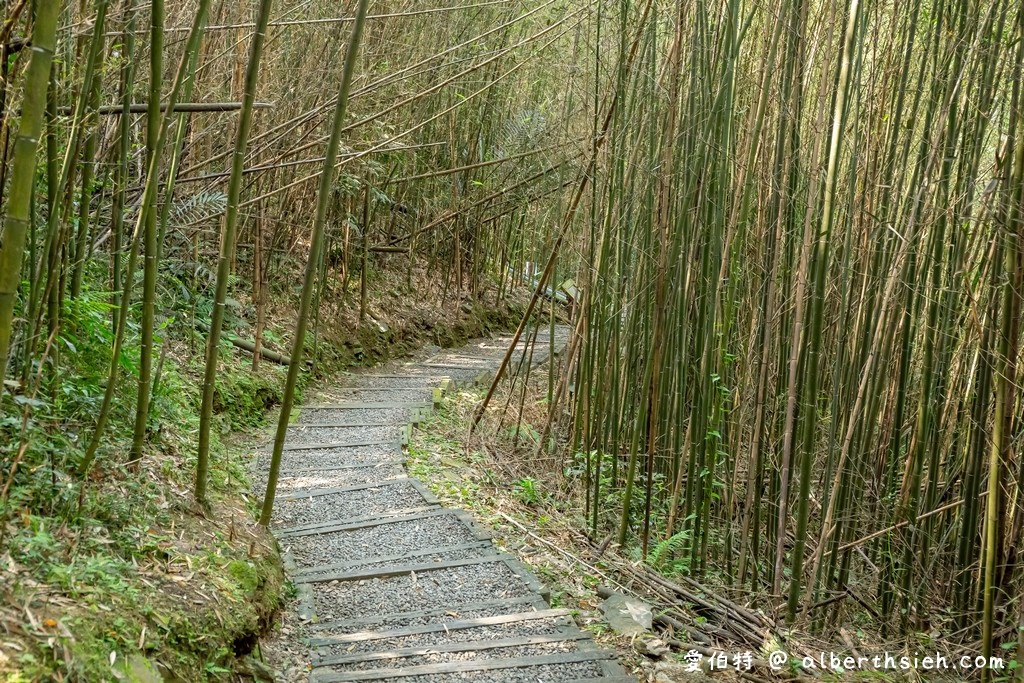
[283,512,485,567]
[258,326,631,682]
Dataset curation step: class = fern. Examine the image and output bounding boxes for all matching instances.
[166,191,228,227]
[493,108,548,158]
[648,530,691,570]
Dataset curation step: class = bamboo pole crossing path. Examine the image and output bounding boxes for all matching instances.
[256,327,634,683]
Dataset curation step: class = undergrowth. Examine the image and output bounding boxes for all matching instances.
[1,274,526,682]
[1,291,289,682]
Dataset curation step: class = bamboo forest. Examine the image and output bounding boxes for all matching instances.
[1,0,1023,681]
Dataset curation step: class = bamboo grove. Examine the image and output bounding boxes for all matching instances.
[0,3,590,519]
[2,0,1024,662]
[519,0,1024,653]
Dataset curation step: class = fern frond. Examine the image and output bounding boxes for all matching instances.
[167,191,228,227]
[649,530,691,568]
[493,108,548,158]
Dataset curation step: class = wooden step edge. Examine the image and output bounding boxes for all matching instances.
[291,541,495,581]
[312,631,591,668]
[307,595,548,633]
[341,374,449,380]
[308,650,614,683]
[308,608,571,645]
[278,477,422,501]
[274,475,407,494]
[273,459,406,475]
[288,421,400,428]
[328,386,436,392]
[276,505,441,537]
[303,401,430,410]
[295,552,515,585]
[271,439,399,453]
[261,441,402,456]
[288,422,403,430]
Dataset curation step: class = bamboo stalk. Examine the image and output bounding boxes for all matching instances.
[196,0,276,504]
[0,0,61,381]
[259,0,371,527]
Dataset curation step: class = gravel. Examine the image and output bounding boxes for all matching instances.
[272,480,430,527]
[252,445,401,474]
[310,597,548,634]
[299,546,497,584]
[352,660,607,683]
[325,388,436,403]
[313,616,569,658]
[338,377,443,389]
[300,407,421,424]
[284,513,482,567]
[318,639,585,673]
[311,561,534,623]
[283,425,401,445]
[253,463,407,495]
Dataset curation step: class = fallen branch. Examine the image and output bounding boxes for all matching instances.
[194,320,291,365]
[54,101,274,115]
[223,334,291,366]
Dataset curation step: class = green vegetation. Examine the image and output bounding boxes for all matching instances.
[3,0,1024,678]
[0,298,286,679]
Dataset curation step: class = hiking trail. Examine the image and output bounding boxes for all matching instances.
[256,328,635,683]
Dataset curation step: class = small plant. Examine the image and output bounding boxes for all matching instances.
[648,529,692,576]
[513,477,542,506]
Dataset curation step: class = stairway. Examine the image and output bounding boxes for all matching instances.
[258,328,634,683]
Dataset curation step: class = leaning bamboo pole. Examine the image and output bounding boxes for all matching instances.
[259,0,371,527]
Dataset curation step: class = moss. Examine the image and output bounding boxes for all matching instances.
[210,360,288,430]
[226,559,260,594]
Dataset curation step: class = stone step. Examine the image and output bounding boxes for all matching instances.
[256,443,401,468]
[273,480,435,528]
[309,595,552,635]
[296,552,515,585]
[283,510,492,570]
[308,558,543,624]
[258,463,407,495]
[310,609,571,649]
[312,632,593,672]
[305,401,431,410]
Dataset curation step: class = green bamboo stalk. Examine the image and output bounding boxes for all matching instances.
[195,0,275,503]
[127,0,166,465]
[110,0,138,322]
[786,0,862,621]
[68,0,109,299]
[982,12,1024,675]
[0,0,61,382]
